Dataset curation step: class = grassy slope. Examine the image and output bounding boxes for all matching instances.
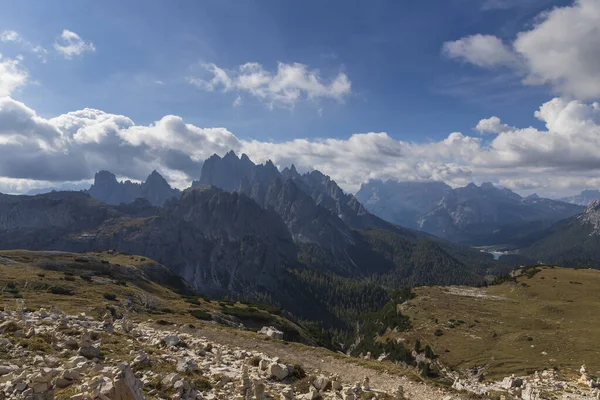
[0,250,312,343]
[393,266,600,379]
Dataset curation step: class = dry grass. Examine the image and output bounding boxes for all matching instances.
[393,266,600,379]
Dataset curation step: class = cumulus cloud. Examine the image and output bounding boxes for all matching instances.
[1,30,48,62]
[0,55,28,97]
[54,30,95,59]
[4,94,600,197]
[444,0,600,99]
[443,34,521,68]
[475,116,513,134]
[188,61,351,110]
[514,0,600,99]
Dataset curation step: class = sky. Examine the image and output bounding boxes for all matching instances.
[1,0,600,198]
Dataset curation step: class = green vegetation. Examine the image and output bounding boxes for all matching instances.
[349,289,415,364]
[103,293,117,301]
[49,286,74,296]
[189,309,212,320]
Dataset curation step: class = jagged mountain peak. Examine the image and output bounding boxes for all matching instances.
[223,150,239,160]
[88,169,180,206]
[94,170,118,183]
[145,170,168,184]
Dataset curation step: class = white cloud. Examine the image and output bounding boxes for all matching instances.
[514,0,600,99]
[442,34,521,68]
[4,94,600,197]
[445,0,600,99]
[0,54,28,97]
[1,30,48,62]
[189,61,351,110]
[475,116,513,134]
[54,30,95,59]
[0,30,19,42]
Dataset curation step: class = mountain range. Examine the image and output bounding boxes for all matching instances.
[0,152,515,304]
[356,179,584,244]
[7,151,600,337]
[559,189,600,206]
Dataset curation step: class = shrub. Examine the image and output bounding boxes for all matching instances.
[80,275,93,282]
[434,329,443,337]
[290,364,307,380]
[63,276,76,282]
[114,280,127,286]
[189,309,212,321]
[49,286,74,296]
[37,273,45,278]
[103,293,117,301]
[414,339,421,353]
[1,321,19,333]
[193,378,212,392]
[248,356,261,367]
[424,345,437,359]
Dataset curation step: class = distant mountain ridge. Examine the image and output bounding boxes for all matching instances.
[88,170,181,206]
[560,190,600,206]
[356,180,584,245]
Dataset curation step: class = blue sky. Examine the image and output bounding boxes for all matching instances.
[0,0,569,141]
[1,0,600,198]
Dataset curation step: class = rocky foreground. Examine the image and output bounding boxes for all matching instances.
[1,301,600,400]
[0,302,429,400]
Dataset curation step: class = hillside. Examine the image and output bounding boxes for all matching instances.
[390,266,600,380]
[0,250,312,342]
[0,250,473,400]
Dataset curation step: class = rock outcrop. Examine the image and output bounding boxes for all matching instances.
[0,305,436,400]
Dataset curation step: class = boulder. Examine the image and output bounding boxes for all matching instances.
[501,374,523,389]
[162,334,181,347]
[268,362,289,380]
[176,357,198,373]
[258,326,284,340]
[312,375,329,391]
